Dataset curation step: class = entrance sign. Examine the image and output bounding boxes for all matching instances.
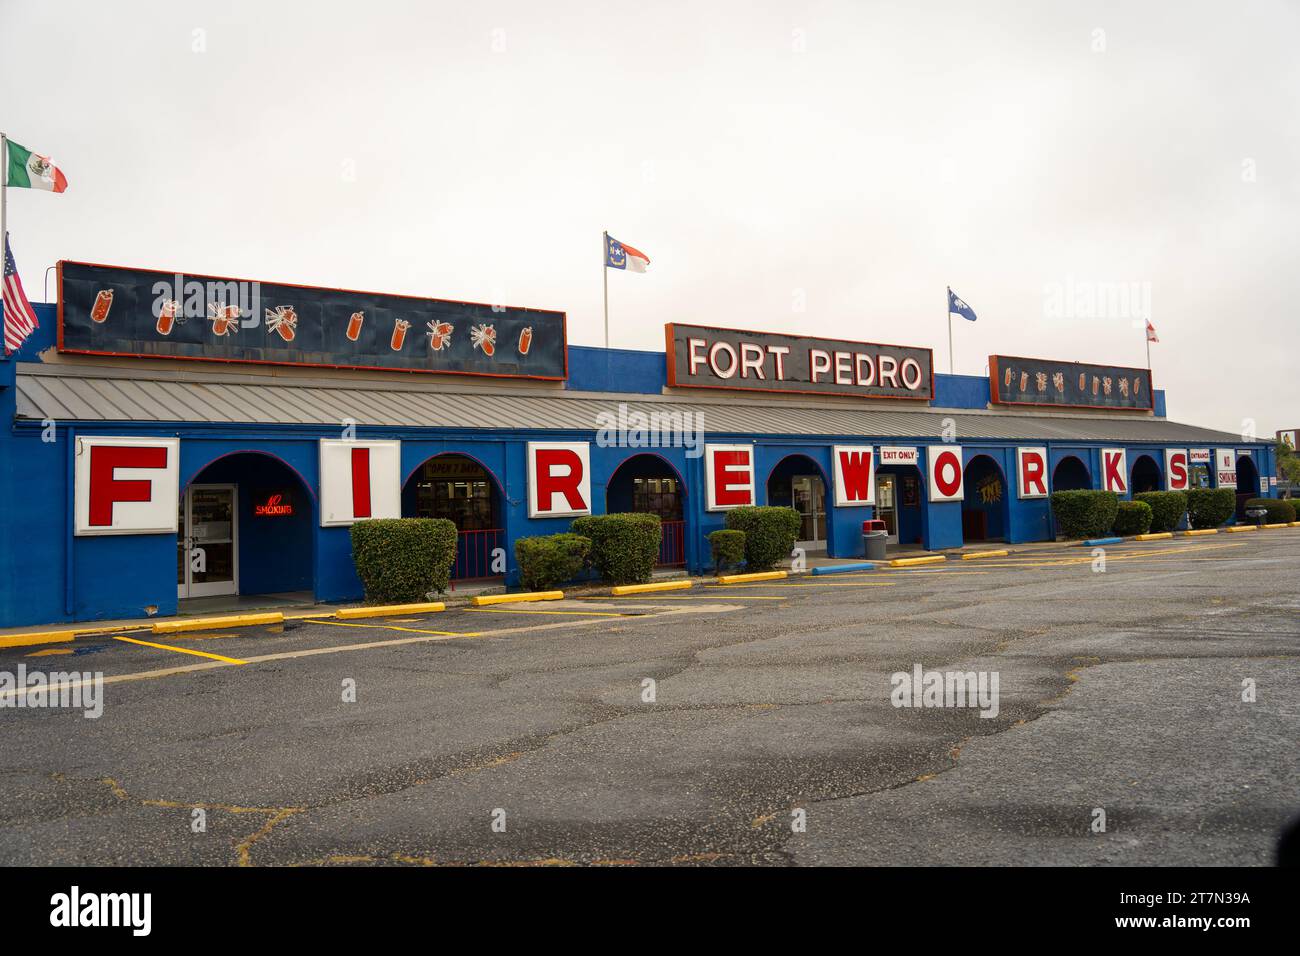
[927,446,964,502]
[320,440,401,526]
[527,442,592,518]
[1101,448,1128,493]
[988,355,1153,411]
[1164,449,1189,491]
[1189,448,1211,465]
[665,324,933,400]
[832,446,875,507]
[74,436,180,536]
[704,444,755,511]
[1016,447,1049,498]
[58,260,567,381]
[879,446,919,466]
[1215,449,1237,489]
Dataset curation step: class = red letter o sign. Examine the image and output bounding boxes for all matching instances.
[927,446,964,501]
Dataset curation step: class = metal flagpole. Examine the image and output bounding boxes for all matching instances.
[947,287,954,375]
[602,230,609,349]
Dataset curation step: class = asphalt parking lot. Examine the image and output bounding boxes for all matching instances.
[1,531,1298,866]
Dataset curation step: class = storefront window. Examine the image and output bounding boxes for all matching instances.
[632,476,682,520]
[1189,464,1211,489]
[412,458,496,530]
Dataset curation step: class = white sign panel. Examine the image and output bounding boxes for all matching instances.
[527,442,592,518]
[1100,448,1128,493]
[1164,449,1189,491]
[74,436,180,536]
[1215,449,1237,489]
[927,445,964,502]
[832,446,875,507]
[320,439,402,527]
[704,444,755,511]
[878,446,918,467]
[1016,447,1049,499]
[1189,448,1211,465]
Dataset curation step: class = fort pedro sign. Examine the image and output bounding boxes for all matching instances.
[665,323,934,400]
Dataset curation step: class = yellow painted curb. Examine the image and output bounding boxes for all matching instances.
[471,591,564,606]
[335,602,445,619]
[716,571,788,584]
[1182,528,1218,536]
[152,612,284,634]
[610,581,694,596]
[1262,522,1289,529]
[1290,522,1300,528]
[889,555,947,568]
[961,550,1008,560]
[1133,532,1173,541]
[1224,525,1257,533]
[0,629,79,649]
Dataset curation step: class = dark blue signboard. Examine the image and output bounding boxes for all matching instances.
[989,354,1153,410]
[57,261,567,381]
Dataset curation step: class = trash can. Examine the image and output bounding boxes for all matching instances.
[862,519,888,561]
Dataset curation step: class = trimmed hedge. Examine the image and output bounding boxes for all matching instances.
[514,533,591,591]
[708,529,746,573]
[724,506,801,571]
[1242,498,1296,523]
[1113,500,1153,536]
[570,513,662,584]
[1186,488,1236,529]
[1134,490,1187,533]
[350,518,458,603]
[1050,490,1119,539]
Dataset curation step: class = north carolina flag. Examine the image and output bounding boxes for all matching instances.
[605,234,650,273]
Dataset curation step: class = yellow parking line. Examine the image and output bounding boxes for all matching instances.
[305,618,481,637]
[113,635,248,665]
[465,607,629,617]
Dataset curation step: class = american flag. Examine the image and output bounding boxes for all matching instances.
[4,235,40,354]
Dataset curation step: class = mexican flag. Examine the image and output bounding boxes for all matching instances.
[6,140,68,192]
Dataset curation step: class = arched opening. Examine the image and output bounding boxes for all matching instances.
[765,454,829,553]
[1234,455,1260,519]
[179,451,314,605]
[402,453,504,580]
[1052,455,1091,491]
[606,453,686,567]
[1130,454,1162,493]
[961,455,1010,542]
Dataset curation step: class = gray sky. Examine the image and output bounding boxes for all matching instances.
[4,0,1298,434]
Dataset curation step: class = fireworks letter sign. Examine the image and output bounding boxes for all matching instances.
[57,261,567,381]
[988,355,1153,411]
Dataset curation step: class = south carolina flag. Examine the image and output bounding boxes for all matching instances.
[605,234,650,273]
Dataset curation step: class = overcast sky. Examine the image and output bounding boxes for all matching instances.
[3,0,1297,434]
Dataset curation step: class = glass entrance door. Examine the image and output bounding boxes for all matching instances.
[791,474,827,549]
[178,484,238,598]
[876,474,899,544]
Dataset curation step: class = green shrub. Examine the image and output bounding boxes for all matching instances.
[350,518,458,603]
[1242,498,1296,523]
[569,513,662,584]
[513,533,591,591]
[1186,488,1236,529]
[1134,491,1187,533]
[1113,500,1153,536]
[1049,490,1119,539]
[708,529,746,573]
[724,506,801,571]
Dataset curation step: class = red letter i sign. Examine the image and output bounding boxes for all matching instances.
[320,439,401,525]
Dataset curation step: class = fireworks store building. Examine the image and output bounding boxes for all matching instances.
[0,261,1277,628]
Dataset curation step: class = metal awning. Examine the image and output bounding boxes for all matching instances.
[12,363,1247,445]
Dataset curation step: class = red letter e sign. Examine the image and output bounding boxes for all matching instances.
[705,444,754,511]
[832,445,874,506]
[927,446,964,502]
[1016,447,1048,499]
[75,437,180,536]
[320,439,402,526]
[528,442,591,518]
[1101,448,1127,493]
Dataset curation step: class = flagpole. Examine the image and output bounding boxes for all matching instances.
[602,230,609,350]
[946,287,954,375]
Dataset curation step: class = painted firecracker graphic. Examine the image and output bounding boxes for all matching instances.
[518,326,533,355]
[90,289,114,324]
[265,305,298,342]
[426,320,454,351]
[208,302,241,336]
[390,318,410,351]
[156,299,181,336]
[346,311,365,342]
[471,323,497,357]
